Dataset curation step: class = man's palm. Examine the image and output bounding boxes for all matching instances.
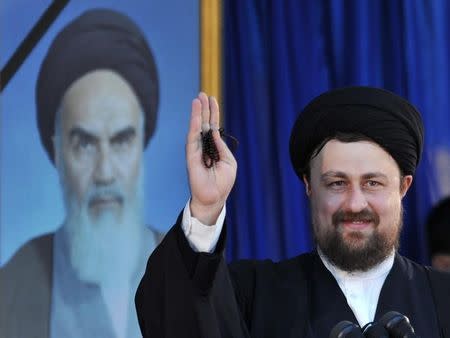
[186,93,237,224]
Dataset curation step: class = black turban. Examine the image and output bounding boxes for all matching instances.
[36,8,159,163]
[289,86,424,179]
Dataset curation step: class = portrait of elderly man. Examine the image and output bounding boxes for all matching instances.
[0,9,162,338]
[135,88,450,337]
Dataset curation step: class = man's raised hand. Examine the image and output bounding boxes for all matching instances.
[186,92,237,225]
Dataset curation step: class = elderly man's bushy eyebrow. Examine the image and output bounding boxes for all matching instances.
[111,127,136,143]
[69,127,98,143]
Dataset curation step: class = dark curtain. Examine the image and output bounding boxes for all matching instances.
[224,0,450,264]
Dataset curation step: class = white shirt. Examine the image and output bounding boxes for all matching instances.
[318,249,394,327]
[181,199,224,252]
[181,200,394,327]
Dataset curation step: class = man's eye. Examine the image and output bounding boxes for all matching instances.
[114,134,131,145]
[79,138,92,148]
[74,137,95,151]
[328,181,346,187]
[112,131,135,148]
[367,180,381,187]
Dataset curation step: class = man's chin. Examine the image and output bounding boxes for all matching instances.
[88,207,122,224]
[340,231,372,249]
[68,218,141,285]
[318,231,393,272]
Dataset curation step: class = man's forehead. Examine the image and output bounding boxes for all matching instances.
[60,70,142,133]
[311,139,401,177]
[62,69,140,103]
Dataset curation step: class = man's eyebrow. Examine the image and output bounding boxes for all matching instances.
[361,172,389,180]
[320,171,389,181]
[110,126,136,142]
[69,127,98,142]
[321,171,349,180]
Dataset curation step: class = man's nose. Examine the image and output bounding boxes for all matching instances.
[345,186,368,212]
[94,145,115,186]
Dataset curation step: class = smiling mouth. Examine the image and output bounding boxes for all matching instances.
[340,220,373,230]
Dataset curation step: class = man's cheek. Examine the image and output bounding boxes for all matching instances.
[320,202,340,225]
[67,172,89,204]
[122,159,142,194]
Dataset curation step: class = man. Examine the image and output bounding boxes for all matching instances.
[427,196,450,272]
[0,9,161,338]
[136,88,450,337]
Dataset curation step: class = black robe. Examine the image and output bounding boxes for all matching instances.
[135,214,450,337]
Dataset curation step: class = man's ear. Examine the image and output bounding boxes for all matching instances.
[302,175,312,196]
[400,175,413,198]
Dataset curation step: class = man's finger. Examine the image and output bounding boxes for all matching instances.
[209,96,220,131]
[198,92,210,132]
[187,98,202,147]
[212,129,234,164]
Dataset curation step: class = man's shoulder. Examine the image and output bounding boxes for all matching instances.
[0,234,53,336]
[395,253,450,293]
[0,233,54,280]
[146,226,165,245]
[395,253,447,276]
[401,256,450,329]
[230,251,314,267]
[226,252,314,316]
[420,260,450,288]
[228,251,315,282]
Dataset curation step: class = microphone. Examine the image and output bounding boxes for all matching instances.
[329,320,364,338]
[378,311,419,338]
[361,322,389,338]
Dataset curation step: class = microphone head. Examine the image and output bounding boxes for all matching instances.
[379,311,417,337]
[362,322,389,338]
[329,320,364,338]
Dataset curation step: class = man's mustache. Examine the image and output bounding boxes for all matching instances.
[87,187,124,207]
[332,208,380,226]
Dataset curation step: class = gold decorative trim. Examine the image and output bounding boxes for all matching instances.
[200,0,222,104]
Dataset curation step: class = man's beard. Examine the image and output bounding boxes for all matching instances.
[60,169,145,287]
[313,206,403,272]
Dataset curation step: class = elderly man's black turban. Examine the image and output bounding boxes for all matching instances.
[36,8,159,163]
[289,86,424,179]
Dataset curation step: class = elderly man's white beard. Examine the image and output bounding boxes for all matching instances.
[61,169,145,287]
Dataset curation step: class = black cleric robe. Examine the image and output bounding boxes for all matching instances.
[135,214,450,338]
